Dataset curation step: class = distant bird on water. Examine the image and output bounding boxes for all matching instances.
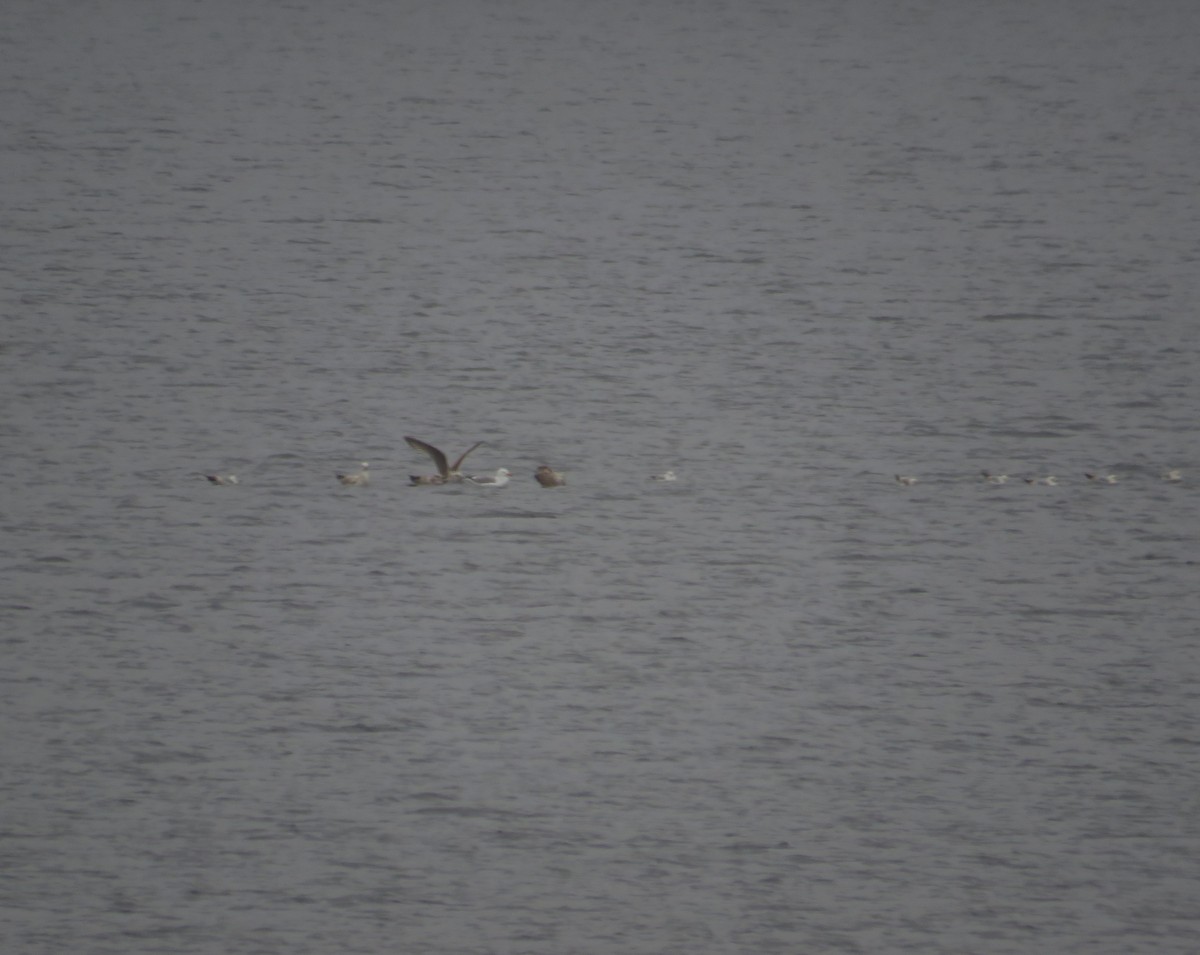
[1162,468,1183,483]
[405,436,483,486]
[466,467,511,487]
[651,470,678,482]
[534,465,567,487]
[1085,472,1118,484]
[894,474,918,486]
[982,471,1008,485]
[336,462,370,486]
[1024,475,1059,486]
[204,473,238,486]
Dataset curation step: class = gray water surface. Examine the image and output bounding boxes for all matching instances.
[3,1,1199,953]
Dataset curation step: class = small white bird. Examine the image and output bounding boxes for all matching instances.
[204,473,238,486]
[651,470,678,482]
[894,474,918,486]
[1162,469,1183,483]
[336,462,370,486]
[466,467,511,487]
[982,471,1009,485]
[1085,472,1118,484]
[1024,475,1059,486]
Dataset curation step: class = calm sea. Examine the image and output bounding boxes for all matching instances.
[3,1,1198,953]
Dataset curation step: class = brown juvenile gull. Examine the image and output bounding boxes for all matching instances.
[405,436,483,486]
[204,473,239,486]
[466,467,512,487]
[534,465,567,487]
[336,462,370,486]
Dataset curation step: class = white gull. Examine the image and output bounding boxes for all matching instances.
[336,462,370,486]
[466,467,512,487]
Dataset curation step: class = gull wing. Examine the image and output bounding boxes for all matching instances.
[450,441,484,474]
[404,436,450,478]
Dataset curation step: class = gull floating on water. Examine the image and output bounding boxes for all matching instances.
[1162,468,1183,482]
[204,473,238,486]
[1085,472,1118,484]
[534,465,567,487]
[982,471,1009,485]
[336,462,370,486]
[651,470,678,482]
[466,467,512,487]
[894,474,918,486]
[405,436,483,485]
[1024,475,1058,486]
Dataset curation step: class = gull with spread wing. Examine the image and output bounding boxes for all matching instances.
[405,436,483,485]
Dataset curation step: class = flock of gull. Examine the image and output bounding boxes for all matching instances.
[204,439,1186,492]
[894,469,1184,487]
[205,436,1185,491]
[203,435,680,489]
